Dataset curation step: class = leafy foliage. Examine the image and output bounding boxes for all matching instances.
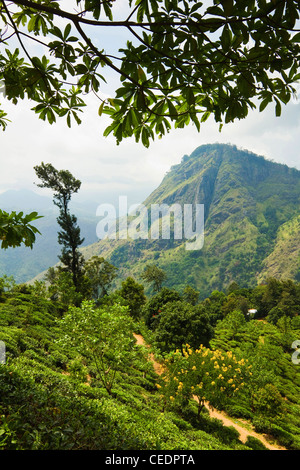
[1,1,300,145]
[57,300,136,395]
[84,255,118,299]
[153,300,214,352]
[0,274,300,450]
[117,276,146,320]
[141,264,167,292]
[0,209,42,249]
[0,279,246,450]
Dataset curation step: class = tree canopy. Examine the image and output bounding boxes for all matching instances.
[1,0,300,146]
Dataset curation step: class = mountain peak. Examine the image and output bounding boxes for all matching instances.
[89,143,299,297]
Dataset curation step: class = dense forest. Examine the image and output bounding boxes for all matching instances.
[0,268,299,451]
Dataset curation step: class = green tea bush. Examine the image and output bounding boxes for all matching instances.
[290,435,300,450]
[215,425,241,446]
[224,404,253,420]
[252,416,272,434]
[67,357,89,383]
[244,435,268,450]
[268,423,294,448]
[1,277,299,451]
[49,350,69,370]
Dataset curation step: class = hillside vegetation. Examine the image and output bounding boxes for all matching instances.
[82,144,300,298]
[0,274,300,451]
[1,143,299,452]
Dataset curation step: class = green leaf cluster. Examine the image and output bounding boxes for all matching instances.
[0,209,42,249]
[1,1,300,143]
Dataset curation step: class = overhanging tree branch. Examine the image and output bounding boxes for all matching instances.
[1,0,300,146]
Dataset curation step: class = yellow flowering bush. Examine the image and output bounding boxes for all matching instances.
[158,344,252,415]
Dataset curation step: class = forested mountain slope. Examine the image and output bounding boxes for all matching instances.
[82,144,300,298]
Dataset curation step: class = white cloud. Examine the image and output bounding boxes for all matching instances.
[2,0,299,210]
[1,90,300,210]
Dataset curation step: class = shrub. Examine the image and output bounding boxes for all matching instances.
[251,383,285,417]
[67,357,89,383]
[252,416,272,434]
[216,425,241,446]
[245,435,268,450]
[268,424,294,448]
[225,404,253,420]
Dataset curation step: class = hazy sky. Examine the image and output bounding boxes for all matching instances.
[1,1,300,211]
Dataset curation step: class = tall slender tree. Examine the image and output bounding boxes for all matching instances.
[34,162,85,291]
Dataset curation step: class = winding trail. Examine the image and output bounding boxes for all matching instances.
[133,333,286,451]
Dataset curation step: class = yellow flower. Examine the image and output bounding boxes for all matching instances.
[192,365,196,370]
[211,381,215,386]
[156,384,161,389]
[170,396,174,401]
